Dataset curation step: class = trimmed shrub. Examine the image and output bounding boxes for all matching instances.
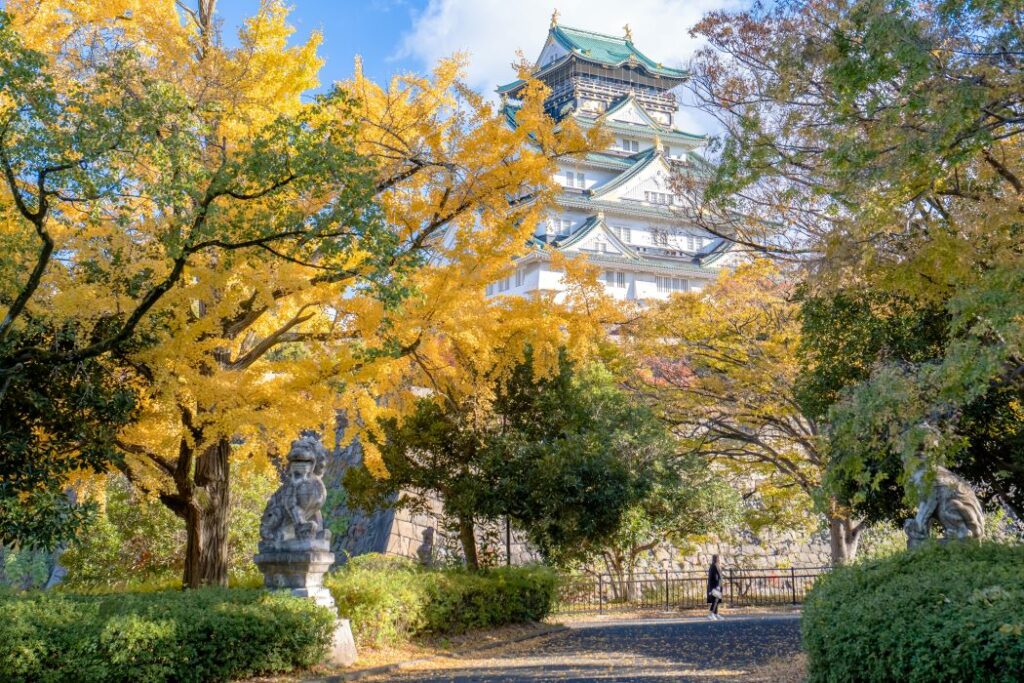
[803,542,1024,683]
[419,565,559,635]
[0,588,334,682]
[325,555,428,646]
[324,554,559,647]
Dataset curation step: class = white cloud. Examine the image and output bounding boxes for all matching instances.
[397,0,745,134]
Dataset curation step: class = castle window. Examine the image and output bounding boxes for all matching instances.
[612,225,631,243]
[645,191,675,205]
[604,271,627,288]
[622,139,639,152]
[655,276,689,294]
[564,171,585,188]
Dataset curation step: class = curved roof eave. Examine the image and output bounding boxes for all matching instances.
[588,148,664,198]
[549,25,689,79]
[553,214,640,258]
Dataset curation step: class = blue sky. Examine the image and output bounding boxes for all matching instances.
[212,0,744,132]
[214,0,428,88]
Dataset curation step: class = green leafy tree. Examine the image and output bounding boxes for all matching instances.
[345,354,663,570]
[685,0,1024,516]
[573,456,739,598]
[799,288,1024,523]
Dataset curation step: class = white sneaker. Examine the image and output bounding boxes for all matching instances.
[707,614,716,620]
[714,614,723,621]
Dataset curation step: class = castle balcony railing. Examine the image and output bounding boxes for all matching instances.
[545,76,677,110]
[573,77,676,104]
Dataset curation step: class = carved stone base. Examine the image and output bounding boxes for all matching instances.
[329,619,358,667]
[255,547,358,664]
[254,548,335,593]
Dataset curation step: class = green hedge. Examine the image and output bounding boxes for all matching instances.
[803,542,1024,683]
[324,554,559,647]
[0,588,334,682]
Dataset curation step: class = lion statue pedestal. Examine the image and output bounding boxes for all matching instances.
[254,434,356,666]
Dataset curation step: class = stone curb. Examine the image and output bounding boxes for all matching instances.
[307,623,569,682]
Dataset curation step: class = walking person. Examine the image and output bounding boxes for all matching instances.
[707,554,724,620]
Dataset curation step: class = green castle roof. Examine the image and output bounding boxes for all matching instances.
[550,25,687,79]
[496,79,526,95]
[497,24,688,95]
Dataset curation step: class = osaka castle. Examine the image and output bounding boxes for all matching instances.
[488,18,732,301]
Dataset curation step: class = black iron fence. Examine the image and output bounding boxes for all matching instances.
[555,566,831,614]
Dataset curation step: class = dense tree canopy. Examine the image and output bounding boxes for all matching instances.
[684,0,1024,522]
[0,4,381,548]
[1,0,605,586]
[624,261,866,563]
[345,353,671,570]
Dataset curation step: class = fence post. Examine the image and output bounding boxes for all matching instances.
[598,574,604,613]
[791,567,797,605]
[728,568,733,605]
[664,568,669,608]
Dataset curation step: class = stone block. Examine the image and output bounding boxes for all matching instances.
[395,519,414,540]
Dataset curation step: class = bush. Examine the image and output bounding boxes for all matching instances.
[324,554,559,647]
[420,565,559,634]
[325,555,428,646]
[803,542,1024,683]
[61,466,276,591]
[0,588,334,682]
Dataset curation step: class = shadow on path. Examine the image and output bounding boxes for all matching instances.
[365,614,804,682]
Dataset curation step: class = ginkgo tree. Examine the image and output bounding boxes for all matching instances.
[0,2,381,550]
[3,0,604,586]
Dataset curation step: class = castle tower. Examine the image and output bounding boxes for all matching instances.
[489,21,732,302]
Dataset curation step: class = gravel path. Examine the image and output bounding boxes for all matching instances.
[363,614,805,682]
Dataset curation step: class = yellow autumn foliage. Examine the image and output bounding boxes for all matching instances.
[3,0,612,555]
[623,260,824,533]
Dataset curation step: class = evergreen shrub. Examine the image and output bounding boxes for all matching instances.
[324,554,559,646]
[324,555,427,646]
[803,542,1024,682]
[0,588,334,682]
[419,565,559,634]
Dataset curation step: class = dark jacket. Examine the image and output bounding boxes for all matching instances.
[707,564,722,603]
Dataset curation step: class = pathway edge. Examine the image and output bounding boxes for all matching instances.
[306,622,570,682]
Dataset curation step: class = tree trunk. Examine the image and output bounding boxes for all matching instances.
[607,554,627,601]
[457,514,479,571]
[183,437,231,588]
[827,515,862,566]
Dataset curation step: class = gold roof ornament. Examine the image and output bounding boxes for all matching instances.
[623,24,633,41]
[551,9,560,27]
[653,133,663,152]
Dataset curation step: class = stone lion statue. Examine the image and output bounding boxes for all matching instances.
[904,466,985,549]
[259,433,331,552]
